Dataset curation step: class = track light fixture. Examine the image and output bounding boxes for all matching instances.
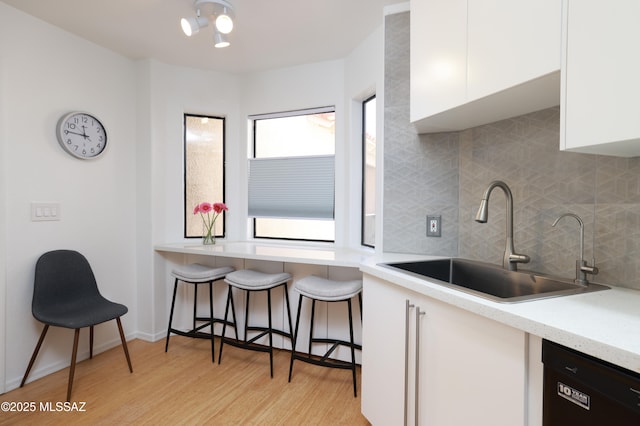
[213,30,230,48]
[181,0,235,47]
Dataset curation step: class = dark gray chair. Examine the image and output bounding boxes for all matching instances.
[20,250,133,401]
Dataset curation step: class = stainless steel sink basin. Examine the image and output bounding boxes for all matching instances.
[380,258,609,303]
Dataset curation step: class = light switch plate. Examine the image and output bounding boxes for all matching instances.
[31,203,61,221]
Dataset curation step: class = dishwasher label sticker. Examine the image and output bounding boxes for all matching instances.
[557,382,591,410]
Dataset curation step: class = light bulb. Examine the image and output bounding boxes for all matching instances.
[181,16,208,37]
[181,18,194,36]
[214,31,230,48]
[215,14,233,34]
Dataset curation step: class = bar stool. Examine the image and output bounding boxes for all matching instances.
[288,275,363,397]
[218,269,294,377]
[165,264,236,362]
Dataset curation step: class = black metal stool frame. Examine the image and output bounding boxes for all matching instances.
[218,281,294,378]
[165,276,238,362]
[288,292,363,397]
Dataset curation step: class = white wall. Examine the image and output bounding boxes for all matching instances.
[0,6,8,393]
[0,2,385,392]
[0,3,138,389]
[143,60,241,339]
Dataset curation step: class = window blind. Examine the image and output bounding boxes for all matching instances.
[248,155,335,219]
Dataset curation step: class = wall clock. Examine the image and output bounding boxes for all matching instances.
[56,111,108,159]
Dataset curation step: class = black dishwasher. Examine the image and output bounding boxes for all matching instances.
[542,339,640,425]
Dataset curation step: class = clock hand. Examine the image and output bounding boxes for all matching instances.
[80,125,90,140]
[64,129,85,137]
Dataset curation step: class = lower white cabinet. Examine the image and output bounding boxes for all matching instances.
[361,274,526,425]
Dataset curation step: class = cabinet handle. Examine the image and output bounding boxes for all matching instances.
[404,299,414,426]
[415,307,425,426]
[564,366,578,374]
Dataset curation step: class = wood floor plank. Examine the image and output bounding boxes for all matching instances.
[1,338,369,425]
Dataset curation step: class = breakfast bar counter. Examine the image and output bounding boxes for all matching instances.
[154,241,376,268]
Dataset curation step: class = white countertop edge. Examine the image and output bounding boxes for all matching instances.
[154,241,374,268]
[360,259,640,373]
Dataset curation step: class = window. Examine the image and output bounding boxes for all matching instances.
[250,107,335,242]
[184,114,226,238]
[362,95,376,247]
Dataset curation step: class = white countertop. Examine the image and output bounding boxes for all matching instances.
[154,241,375,268]
[360,257,640,374]
[155,241,640,372]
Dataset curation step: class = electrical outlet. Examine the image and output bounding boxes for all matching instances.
[427,215,441,237]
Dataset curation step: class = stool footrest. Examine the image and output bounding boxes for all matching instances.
[291,350,357,370]
[246,326,292,342]
[307,338,362,362]
[219,337,272,354]
[169,317,238,340]
[168,328,212,340]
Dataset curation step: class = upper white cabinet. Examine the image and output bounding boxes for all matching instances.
[410,0,467,123]
[560,0,640,157]
[410,0,562,133]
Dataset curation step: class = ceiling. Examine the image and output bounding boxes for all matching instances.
[1,0,400,74]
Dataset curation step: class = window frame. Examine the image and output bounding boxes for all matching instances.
[361,94,376,248]
[250,107,336,243]
[183,113,227,239]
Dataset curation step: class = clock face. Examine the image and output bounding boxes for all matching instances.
[56,112,107,159]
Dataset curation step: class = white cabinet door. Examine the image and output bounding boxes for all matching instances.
[361,274,407,425]
[410,0,561,133]
[561,0,640,157]
[362,274,527,426]
[419,296,526,426]
[467,0,561,101]
[410,0,467,123]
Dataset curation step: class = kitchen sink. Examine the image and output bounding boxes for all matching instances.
[379,258,609,303]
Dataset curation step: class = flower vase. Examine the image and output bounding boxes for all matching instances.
[203,225,216,245]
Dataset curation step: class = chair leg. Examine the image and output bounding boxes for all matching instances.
[348,298,357,397]
[21,324,50,387]
[218,286,232,364]
[165,279,179,352]
[228,287,239,340]
[283,283,294,345]
[267,288,274,378]
[308,299,317,356]
[67,328,81,402]
[208,281,215,363]
[116,317,133,373]
[193,284,198,331]
[90,326,94,359]
[244,291,251,343]
[288,294,304,382]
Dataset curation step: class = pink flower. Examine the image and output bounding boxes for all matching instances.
[194,201,228,242]
[198,202,213,214]
[213,202,228,214]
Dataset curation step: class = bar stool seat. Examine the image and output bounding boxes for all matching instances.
[165,264,236,362]
[219,269,294,377]
[225,269,292,290]
[288,275,363,397]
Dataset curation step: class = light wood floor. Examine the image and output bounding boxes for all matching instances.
[1,337,369,425]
